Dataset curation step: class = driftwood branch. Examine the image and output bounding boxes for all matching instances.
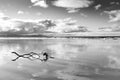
[11,51,54,62]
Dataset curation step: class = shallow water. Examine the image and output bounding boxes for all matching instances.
[0,38,120,80]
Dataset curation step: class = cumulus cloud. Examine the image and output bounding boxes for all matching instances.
[0,13,45,33]
[105,10,120,22]
[0,13,88,34]
[17,10,24,15]
[0,11,44,33]
[0,19,52,34]
[30,0,92,13]
[47,18,88,33]
[99,23,120,32]
[30,0,48,8]
[100,10,120,32]
[95,4,101,10]
[0,12,18,31]
[53,0,92,13]
[0,19,20,32]
[53,0,92,8]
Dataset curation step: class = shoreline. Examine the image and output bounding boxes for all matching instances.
[0,36,119,40]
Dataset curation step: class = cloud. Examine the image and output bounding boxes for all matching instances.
[17,10,24,15]
[0,15,45,33]
[0,12,5,17]
[105,10,120,22]
[111,24,120,32]
[0,11,11,21]
[0,11,7,18]
[101,10,120,32]
[99,23,120,32]
[99,27,112,32]
[53,0,92,8]
[53,0,92,13]
[0,16,55,34]
[30,0,92,13]
[47,18,88,33]
[31,0,39,3]
[0,12,18,31]
[95,4,101,10]
[0,14,88,34]
[0,19,20,32]
[30,0,48,8]
[66,8,79,13]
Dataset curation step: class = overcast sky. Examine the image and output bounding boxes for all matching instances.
[0,0,120,31]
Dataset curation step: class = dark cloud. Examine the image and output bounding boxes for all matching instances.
[91,0,120,11]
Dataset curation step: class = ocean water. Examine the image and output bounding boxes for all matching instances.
[0,38,120,80]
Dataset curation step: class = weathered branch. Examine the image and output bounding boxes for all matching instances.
[11,51,54,62]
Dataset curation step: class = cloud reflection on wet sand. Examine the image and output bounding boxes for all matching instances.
[0,39,120,80]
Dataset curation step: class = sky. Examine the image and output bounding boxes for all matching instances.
[0,0,120,33]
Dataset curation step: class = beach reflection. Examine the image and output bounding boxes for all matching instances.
[0,39,120,80]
